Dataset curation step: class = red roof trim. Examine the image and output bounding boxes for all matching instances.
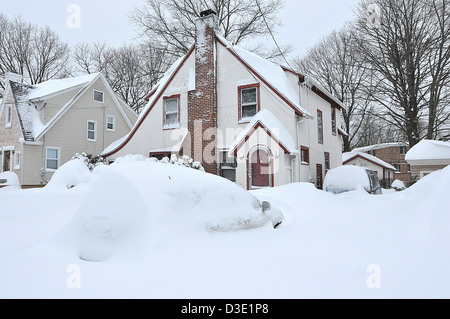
[144,87,158,102]
[217,37,305,118]
[343,154,395,171]
[102,47,195,158]
[231,121,291,155]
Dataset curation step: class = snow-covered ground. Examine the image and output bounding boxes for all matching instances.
[0,158,449,299]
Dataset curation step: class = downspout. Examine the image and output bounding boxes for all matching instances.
[41,103,49,184]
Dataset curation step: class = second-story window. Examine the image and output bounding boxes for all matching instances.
[317,109,323,144]
[239,84,259,122]
[106,115,115,131]
[87,120,97,141]
[93,90,104,103]
[331,107,336,136]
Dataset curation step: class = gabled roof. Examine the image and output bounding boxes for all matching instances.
[343,152,396,171]
[229,109,298,156]
[405,140,450,161]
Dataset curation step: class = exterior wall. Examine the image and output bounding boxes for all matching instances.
[21,144,43,186]
[107,54,195,160]
[34,88,83,123]
[298,86,344,187]
[410,163,449,180]
[120,100,138,125]
[0,88,24,184]
[365,146,411,183]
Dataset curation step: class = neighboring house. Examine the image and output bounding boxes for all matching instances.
[352,142,411,183]
[0,73,137,187]
[405,140,450,180]
[102,10,347,190]
[342,151,396,188]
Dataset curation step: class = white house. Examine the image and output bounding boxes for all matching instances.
[405,140,450,180]
[343,151,396,188]
[0,72,137,187]
[102,10,347,190]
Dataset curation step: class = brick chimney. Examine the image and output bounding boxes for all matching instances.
[188,10,218,175]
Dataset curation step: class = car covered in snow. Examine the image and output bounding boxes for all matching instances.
[324,165,382,195]
[0,172,20,190]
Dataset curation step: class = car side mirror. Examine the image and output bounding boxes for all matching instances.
[261,201,271,213]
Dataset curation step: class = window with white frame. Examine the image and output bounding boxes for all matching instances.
[317,109,323,144]
[106,115,115,131]
[6,105,12,127]
[220,150,237,182]
[93,90,104,103]
[14,151,20,170]
[240,86,259,121]
[164,96,180,129]
[87,121,97,141]
[46,147,60,170]
[331,107,336,136]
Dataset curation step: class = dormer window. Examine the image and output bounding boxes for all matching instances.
[93,90,104,103]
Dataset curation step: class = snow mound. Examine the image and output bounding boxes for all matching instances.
[45,159,91,190]
[405,140,450,161]
[61,168,150,262]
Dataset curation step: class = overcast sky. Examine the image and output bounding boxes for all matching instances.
[0,0,360,58]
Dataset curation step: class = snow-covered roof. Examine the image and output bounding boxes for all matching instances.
[343,152,396,171]
[26,73,99,101]
[353,142,408,153]
[7,74,100,141]
[405,140,450,161]
[228,109,298,155]
[229,43,312,119]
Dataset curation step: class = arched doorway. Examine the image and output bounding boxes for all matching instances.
[248,147,273,190]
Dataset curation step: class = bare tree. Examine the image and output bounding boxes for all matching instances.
[0,14,69,95]
[293,25,372,152]
[355,0,450,146]
[73,42,170,112]
[130,0,285,58]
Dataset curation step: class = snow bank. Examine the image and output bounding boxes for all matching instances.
[45,159,91,190]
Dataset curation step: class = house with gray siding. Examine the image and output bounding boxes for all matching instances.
[0,73,137,187]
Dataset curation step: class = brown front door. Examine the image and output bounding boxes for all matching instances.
[251,149,271,188]
[3,151,11,171]
[316,164,323,190]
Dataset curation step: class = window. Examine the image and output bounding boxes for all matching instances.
[301,146,309,165]
[372,150,377,156]
[5,105,12,127]
[106,115,115,131]
[324,152,330,171]
[163,96,180,129]
[400,146,407,155]
[46,147,60,170]
[220,151,237,182]
[331,107,336,136]
[393,164,401,173]
[407,164,411,172]
[149,152,171,160]
[239,84,259,122]
[14,151,20,170]
[317,109,323,144]
[87,121,97,141]
[93,90,104,103]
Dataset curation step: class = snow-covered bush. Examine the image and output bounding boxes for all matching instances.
[157,154,204,171]
[391,179,406,191]
[72,153,105,172]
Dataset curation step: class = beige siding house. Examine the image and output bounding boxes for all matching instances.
[0,73,137,187]
[102,11,347,190]
[405,140,450,180]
